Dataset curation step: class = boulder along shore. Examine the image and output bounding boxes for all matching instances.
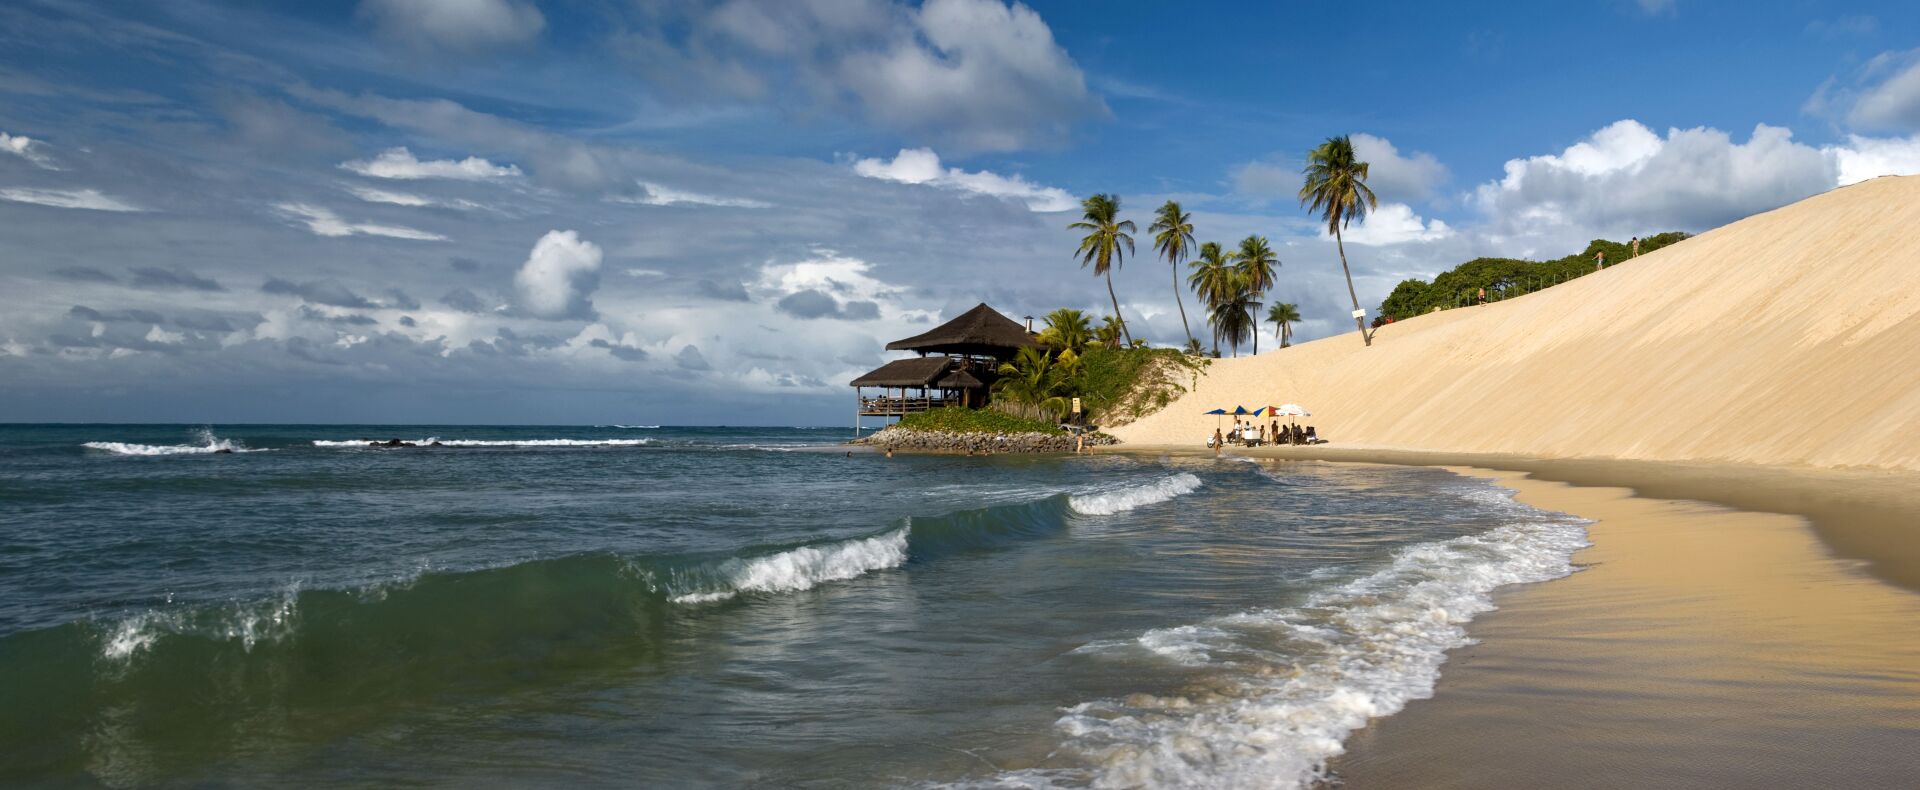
[852,426,1115,454]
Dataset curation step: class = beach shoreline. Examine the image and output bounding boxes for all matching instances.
[1110,445,1920,786]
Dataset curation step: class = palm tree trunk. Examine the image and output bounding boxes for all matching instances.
[1251,316,1258,355]
[1282,321,1291,348]
[1104,268,1132,346]
[1335,229,1370,347]
[1173,265,1194,348]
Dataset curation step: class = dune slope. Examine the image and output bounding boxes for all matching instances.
[1114,175,1920,471]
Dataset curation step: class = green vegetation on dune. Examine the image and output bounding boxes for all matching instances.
[896,407,1065,436]
[1378,232,1690,321]
[1076,346,1204,423]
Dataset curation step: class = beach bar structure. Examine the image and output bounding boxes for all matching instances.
[850,303,1042,432]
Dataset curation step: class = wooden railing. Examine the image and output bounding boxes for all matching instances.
[858,395,951,416]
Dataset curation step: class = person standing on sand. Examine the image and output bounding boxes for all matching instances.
[1595,250,1606,271]
[1477,286,1486,305]
[1631,236,1641,258]
[1213,428,1224,454]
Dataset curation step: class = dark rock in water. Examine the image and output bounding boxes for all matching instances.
[368,439,416,448]
[429,441,444,447]
[213,448,235,454]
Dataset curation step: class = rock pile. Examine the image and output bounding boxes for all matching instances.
[853,427,1117,454]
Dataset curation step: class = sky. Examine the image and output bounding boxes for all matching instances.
[2,0,1918,425]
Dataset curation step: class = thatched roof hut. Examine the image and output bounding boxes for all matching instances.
[885,303,1041,358]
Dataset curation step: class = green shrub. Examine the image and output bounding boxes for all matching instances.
[896,407,1065,435]
[1378,232,1690,320]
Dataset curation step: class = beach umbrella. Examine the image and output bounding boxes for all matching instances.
[1231,405,1252,416]
[1204,407,1227,430]
[1274,403,1311,424]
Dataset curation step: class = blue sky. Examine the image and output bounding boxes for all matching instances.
[2,0,1917,425]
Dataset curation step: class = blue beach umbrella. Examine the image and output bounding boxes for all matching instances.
[1231,405,1252,416]
[1204,407,1227,430]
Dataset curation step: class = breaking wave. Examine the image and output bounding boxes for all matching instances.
[82,429,266,456]
[1024,507,1591,789]
[1068,473,1204,516]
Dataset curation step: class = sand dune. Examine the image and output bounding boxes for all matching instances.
[1114,175,1920,471]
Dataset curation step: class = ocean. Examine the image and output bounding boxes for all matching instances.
[0,424,1588,787]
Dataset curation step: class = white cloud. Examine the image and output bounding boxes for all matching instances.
[1847,51,1920,132]
[838,0,1105,151]
[852,147,1075,211]
[0,187,141,212]
[1831,134,1920,185]
[624,0,1104,152]
[1350,133,1448,201]
[341,147,521,180]
[609,181,771,208]
[1473,120,1835,237]
[0,132,58,169]
[1337,203,1454,246]
[345,185,434,207]
[144,325,184,345]
[515,230,603,320]
[357,0,545,52]
[275,202,448,241]
[1229,160,1296,199]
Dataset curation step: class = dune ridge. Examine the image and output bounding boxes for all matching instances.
[1113,175,1920,472]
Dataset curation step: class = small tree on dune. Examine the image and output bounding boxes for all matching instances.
[1268,302,1301,348]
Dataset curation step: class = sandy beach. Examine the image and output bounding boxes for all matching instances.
[1108,448,1920,787]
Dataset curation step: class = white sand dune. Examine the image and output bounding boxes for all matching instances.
[1114,175,1920,471]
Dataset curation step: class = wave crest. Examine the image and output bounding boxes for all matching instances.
[83,429,265,456]
[1068,473,1203,516]
[663,529,910,604]
[311,438,651,448]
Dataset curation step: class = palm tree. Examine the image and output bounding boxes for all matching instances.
[1150,200,1197,349]
[1186,241,1234,356]
[992,346,1072,419]
[1231,235,1280,354]
[1208,270,1260,358]
[1267,302,1301,348]
[1038,308,1092,354]
[1070,194,1136,345]
[1094,315,1125,349]
[1300,136,1379,347]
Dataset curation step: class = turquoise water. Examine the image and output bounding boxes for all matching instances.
[0,424,1587,787]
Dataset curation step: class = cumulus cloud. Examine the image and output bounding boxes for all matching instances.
[0,131,59,169]
[1832,134,1920,186]
[128,267,223,292]
[275,202,448,241]
[774,289,881,321]
[0,187,141,212]
[1473,120,1836,237]
[1349,134,1448,201]
[609,181,771,208]
[675,344,711,371]
[357,0,545,52]
[440,287,493,313]
[514,230,603,320]
[852,147,1075,211]
[340,147,521,180]
[621,0,1105,151]
[1337,203,1454,246]
[589,338,650,362]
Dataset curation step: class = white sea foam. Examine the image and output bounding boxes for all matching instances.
[83,429,265,456]
[1068,473,1203,516]
[311,437,651,447]
[1026,513,1590,789]
[668,528,910,604]
[96,583,304,665]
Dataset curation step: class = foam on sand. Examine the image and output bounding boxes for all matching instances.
[1112,175,1920,471]
[1032,512,1590,789]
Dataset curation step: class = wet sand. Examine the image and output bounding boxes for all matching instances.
[1117,446,1920,786]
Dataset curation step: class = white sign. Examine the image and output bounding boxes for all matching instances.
[1071,397,1082,414]
[1351,308,1366,319]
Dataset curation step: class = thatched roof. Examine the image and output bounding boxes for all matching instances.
[849,357,954,388]
[885,303,1042,357]
[936,368,984,389]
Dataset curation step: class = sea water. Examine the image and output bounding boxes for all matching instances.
[0,424,1587,787]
